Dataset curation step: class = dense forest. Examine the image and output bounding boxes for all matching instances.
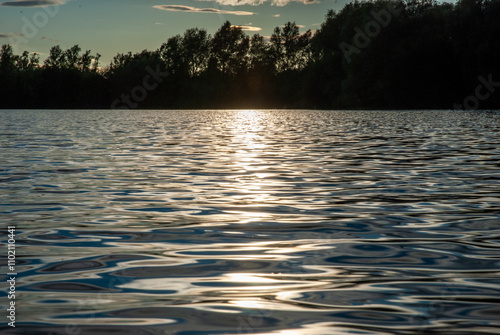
[1,0,499,110]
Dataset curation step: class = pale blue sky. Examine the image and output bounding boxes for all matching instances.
[0,0,346,65]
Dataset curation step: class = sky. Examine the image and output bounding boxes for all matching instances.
[0,0,347,65]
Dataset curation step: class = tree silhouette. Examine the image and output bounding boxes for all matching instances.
[210,21,249,77]
[0,44,16,73]
[271,22,312,72]
[1,0,500,109]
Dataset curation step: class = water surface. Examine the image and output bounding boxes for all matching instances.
[1,110,500,334]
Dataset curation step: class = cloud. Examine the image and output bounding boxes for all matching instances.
[273,0,318,5]
[273,14,280,17]
[153,5,256,15]
[41,35,59,42]
[0,33,26,39]
[232,25,262,32]
[0,0,64,7]
[196,0,318,6]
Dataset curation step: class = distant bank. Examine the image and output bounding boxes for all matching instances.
[1,0,499,110]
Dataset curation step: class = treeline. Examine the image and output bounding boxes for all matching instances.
[1,0,500,109]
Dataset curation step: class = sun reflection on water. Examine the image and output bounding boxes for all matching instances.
[224,110,277,223]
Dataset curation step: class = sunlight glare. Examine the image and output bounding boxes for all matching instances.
[225,110,277,223]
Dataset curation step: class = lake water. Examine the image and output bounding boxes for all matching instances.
[1,110,500,334]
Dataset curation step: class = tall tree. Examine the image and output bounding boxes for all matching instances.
[248,34,272,70]
[182,28,210,77]
[44,45,65,68]
[271,22,312,72]
[210,21,249,77]
[0,44,17,73]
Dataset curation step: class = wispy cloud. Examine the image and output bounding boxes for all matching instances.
[0,0,65,7]
[41,35,59,42]
[153,5,256,15]
[0,32,26,38]
[232,25,262,31]
[196,0,318,6]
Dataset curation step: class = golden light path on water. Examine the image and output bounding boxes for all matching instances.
[105,110,346,333]
[171,110,350,334]
[226,110,276,224]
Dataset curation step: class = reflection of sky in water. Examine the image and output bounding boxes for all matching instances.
[1,110,500,334]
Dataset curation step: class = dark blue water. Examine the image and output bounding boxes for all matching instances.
[1,110,500,334]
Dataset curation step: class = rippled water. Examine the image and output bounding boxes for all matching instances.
[1,110,500,334]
